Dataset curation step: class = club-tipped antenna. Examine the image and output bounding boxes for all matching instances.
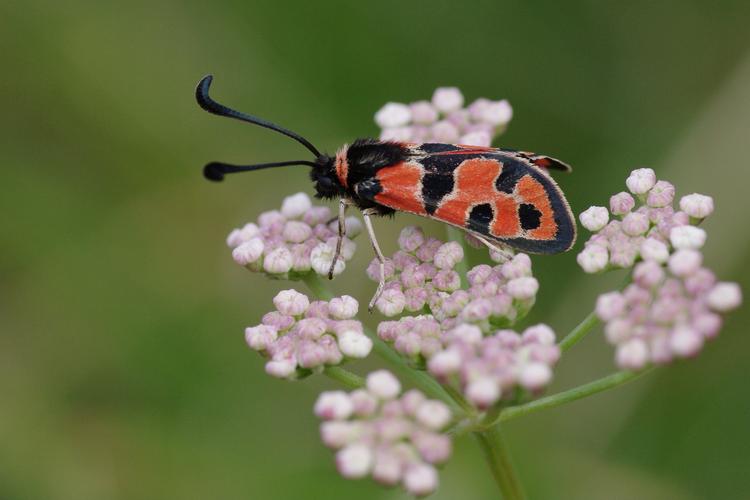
[196,75,322,158]
[203,160,317,182]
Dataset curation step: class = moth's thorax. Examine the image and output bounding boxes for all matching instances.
[334,145,350,188]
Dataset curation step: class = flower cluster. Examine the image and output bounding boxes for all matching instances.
[226,192,361,279]
[369,227,539,329]
[315,370,453,497]
[244,290,372,378]
[375,87,513,147]
[578,168,742,369]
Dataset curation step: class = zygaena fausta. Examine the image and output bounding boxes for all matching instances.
[197,75,576,310]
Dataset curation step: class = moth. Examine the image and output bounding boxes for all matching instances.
[197,75,576,309]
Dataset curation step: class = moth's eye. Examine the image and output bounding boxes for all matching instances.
[318,177,333,189]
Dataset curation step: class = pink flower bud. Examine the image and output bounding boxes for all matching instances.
[273,289,309,316]
[450,323,483,343]
[668,249,702,277]
[413,431,452,465]
[349,389,378,417]
[466,377,501,408]
[679,193,714,219]
[577,244,609,273]
[372,449,402,485]
[262,311,295,331]
[376,288,406,317]
[336,444,373,478]
[430,120,460,143]
[398,226,425,252]
[507,277,539,300]
[375,102,412,128]
[640,237,669,263]
[479,99,513,126]
[432,87,464,112]
[427,349,462,377]
[282,220,313,243]
[707,282,742,312]
[328,295,359,319]
[518,362,553,391]
[404,287,429,312]
[579,206,609,232]
[366,257,395,281]
[459,130,492,147]
[310,243,345,276]
[296,318,327,339]
[596,291,626,321]
[433,269,461,292]
[232,237,264,265]
[410,100,439,124]
[320,421,359,448]
[609,192,635,215]
[263,247,293,274]
[626,168,657,194]
[226,222,260,247]
[338,330,373,358]
[403,463,439,497]
[415,401,452,430]
[669,225,706,250]
[367,370,402,400]
[265,358,297,378]
[280,192,312,219]
[521,324,556,345]
[622,212,650,236]
[669,326,703,357]
[501,253,532,279]
[615,338,649,370]
[245,324,278,350]
[258,210,285,228]
[297,340,328,368]
[647,180,675,208]
[315,391,354,420]
[633,261,665,288]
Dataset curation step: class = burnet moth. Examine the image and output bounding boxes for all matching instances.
[197,75,576,310]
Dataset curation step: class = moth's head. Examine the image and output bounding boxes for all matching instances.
[309,154,343,199]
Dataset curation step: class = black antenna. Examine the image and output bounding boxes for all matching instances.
[204,160,317,182]
[196,75,322,158]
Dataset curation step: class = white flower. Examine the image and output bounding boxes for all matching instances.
[232,237,264,265]
[273,289,309,316]
[366,370,401,400]
[280,192,312,219]
[465,377,500,408]
[375,102,412,128]
[579,206,609,232]
[432,87,464,113]
[640,238,669,263]
[479,99,513,126]
[577,244,609,273]
[403,463,439,496]
[707,282,742,312]
[315,391,354,420]
[263,247,293,274]
[337,330,373,358]
[310,243,345,276]
[336,444,373,479]
[669,225,707,249]
[518,362,552,391]
[625,168,656,194]
[328,295,359,319]
[415,401,452,430]
[679,193,714,219]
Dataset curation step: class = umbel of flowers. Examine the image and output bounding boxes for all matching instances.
[375,87,513,147]
[245,290,372,379]
[227,192,362,279]
[578,168,742,369]
[315,370,453,497]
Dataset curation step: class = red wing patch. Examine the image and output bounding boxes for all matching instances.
[374,161,427,216]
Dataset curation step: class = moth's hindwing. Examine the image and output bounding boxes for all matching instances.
[364,143,576,254]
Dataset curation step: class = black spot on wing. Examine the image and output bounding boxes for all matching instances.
[422,173,454,215]
[468,203,494,234]
[495,157,527,193]
[418,154,464,214]
[519,203,541,230]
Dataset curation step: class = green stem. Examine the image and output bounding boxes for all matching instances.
[558,310,600,352]
[301,274,334,300]
[323,365,365,389]
[474,424,526,500]
[302,274,464,415]
[495,368,654,424]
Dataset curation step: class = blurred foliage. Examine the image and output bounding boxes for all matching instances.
[1,0,749,499]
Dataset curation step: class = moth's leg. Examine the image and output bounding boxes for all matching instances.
[472,233,515,263]
[328,198,350,280]
[362,208,386,312]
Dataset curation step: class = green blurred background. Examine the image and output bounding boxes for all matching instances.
[2,1,749,498]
